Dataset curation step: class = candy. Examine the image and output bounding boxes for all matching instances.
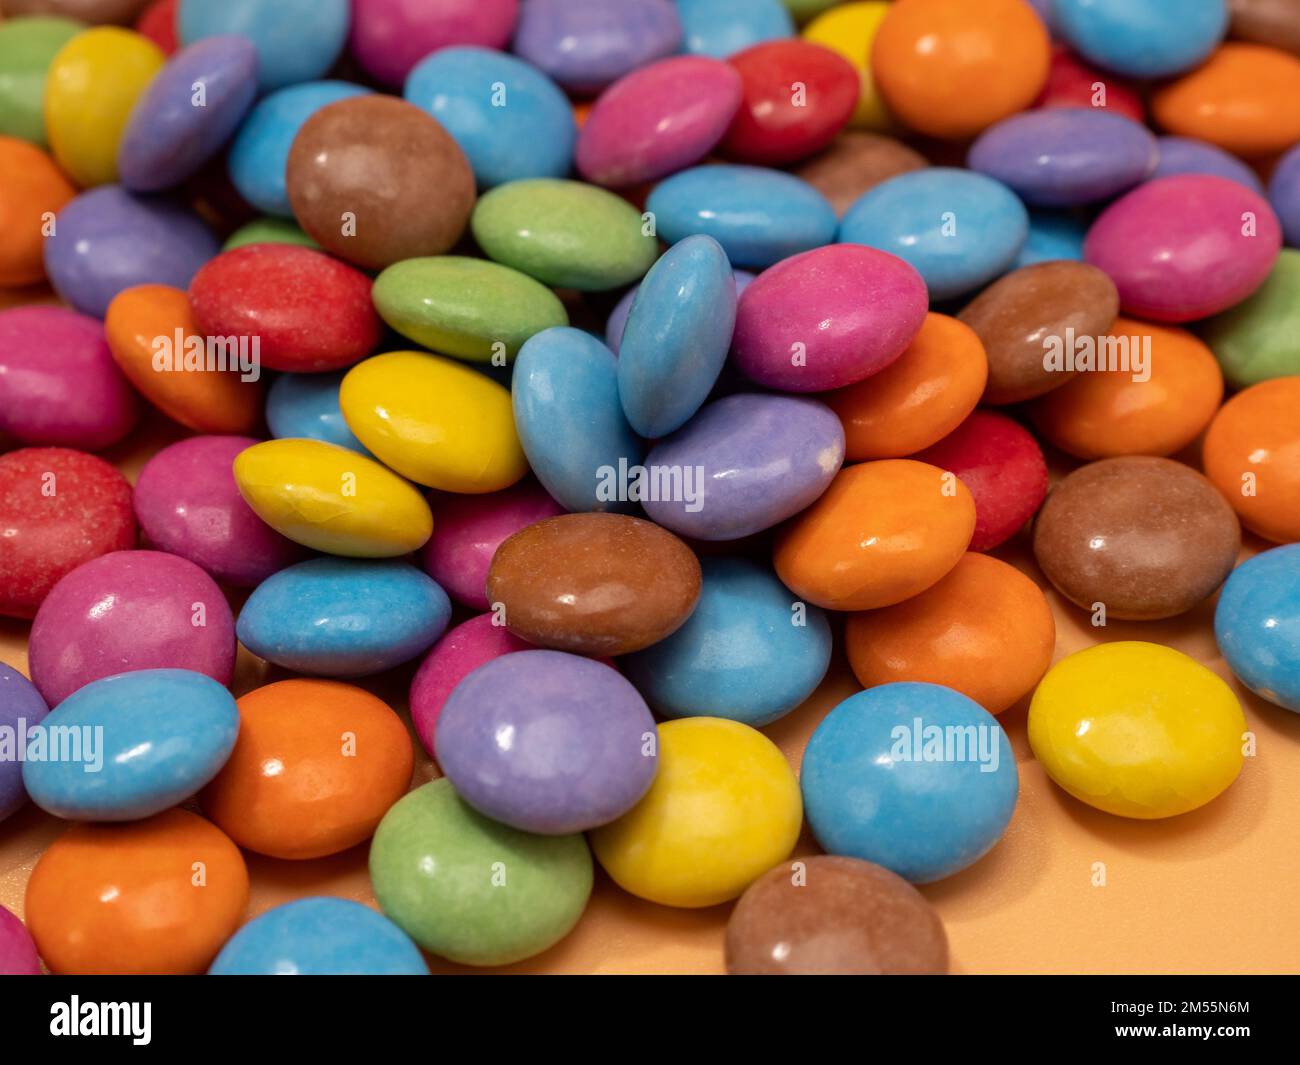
[23,668,237,821]
[133,435,305,586]
[0,138,75,287]
[1052,0,1227,78]
[846,553,1054,715]
[0,449,136,620]
[731,244,928,392]
[266,371,368,453]
[774,460,975,611]
[1151,136,1264,192]
[1202,251,1300,388]
[0,664,49,822]
[725,856,948,975]
[487,513,701,656]
[640,393,844,541]
[350,0,518,88]
[340,351,526,494]
[1034,45,1144,123]
[209,898,429,976]
[1014,210,1089,269]
[1033,456,1241,620]
[607,268,754,354]
[793,130,927,217]
[237,558,451,677]
[801,683,1018,883]
[801,1,891,129]
[622,556,832,727]
[1028,642,1246,818]
[1271,145,1300,246]
[404,47,575,189]
[369,778,593,966]
[618,235,735,437]
[232,439,434,557]
[590,717,801,907]
[645,165,837,269]
[839,168,1029,301]
[0,15,81,146]
[24,808,248,974]
[223,216,316,252]
[0,905,41,976]
[135,0,177,54]
[202,679,414,859]
[679,0,793,58]
[1202,376,1300,544]
[1215,544,1300,713]
[1230,0,1300,56]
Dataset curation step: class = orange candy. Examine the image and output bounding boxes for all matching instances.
[202,679,415,860]
[104,284,264,434]
[1030,318,1224,460]
[774,458,975,611]
[24,809,248,975]
[1202,376,1300,544]
[824,312,988,460]
[845,552,1055,714]
[870,0,1050,140]
[0,137,75,287]
[1152,44,1300,158]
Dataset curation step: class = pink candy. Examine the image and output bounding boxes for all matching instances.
[0,906,40,976]
[348,0,520,87]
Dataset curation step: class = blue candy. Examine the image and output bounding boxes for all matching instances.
[606,270,754,354]
[266,371,370,455]
[1215,544,1300,714]
[801,682,1019,883]
[1052,0,1228,79]
[21,669,238,822]
[1270,144,1300,249]
[1152,136,1265,194]
[1013,210,1089,269]
[677,0,794,58]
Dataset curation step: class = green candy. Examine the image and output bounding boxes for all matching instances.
[782,0,841,23]
[223,217,319,252]
[369,779,593,967]
[0,16,83,146]
[1202,250,1300,389]
[372,255,568,361]
[471,178,658,292]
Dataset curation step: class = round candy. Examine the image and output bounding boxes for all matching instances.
[1215,544,1300,713]
[0,15,82,146]
[223,216,316,251]
[369,778,592,966]
[1028,642,1246,818]
[202,679,413,859]
[1270,145,1300,247]
[839,167,1029,301]
[622,556,832,726]
[0,137,75,286]
[801,1,892,130]
[774,460,975,612]
[607,268,754,354]
[846,553,1054,715]
[266,371,368,453]
[0,664,49,822]
[1014,209,1089,269]
[679,0,793,58]
[1230,0,1300,55]
[793,130,927,216]
[1052,0,1227,78]
[1202,250,1300,388]
[209,898,429,976]
[726,856,948,975]
[590,717,801,908]
[801,683,1018,883]
[1034,45,1144,123]
[487,513,701,656]
[1152,135,1264,192]
[135,0,178,54]
[1033,456,1241,621]
[350,0,518,87]
[25,809,247,974]
[0,905,41,976]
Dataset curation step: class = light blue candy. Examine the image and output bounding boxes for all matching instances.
[618,235,736,438]
[801,682,1019,883]
[622,557,831,727]
[1214,544,1300,714]
[237,558,451,677]
[1052,0,1227,79]
[404,46,576,189]
[209,897,429,975]
[227,81,370,216]
[647,165,837,269]
[839,168,1028,301]
[513,327,644,513]
[21,669,237,822]
[1013,210,1089,269]
[266,371,370,455]
[678,0,794,57]
[606,270,754,354]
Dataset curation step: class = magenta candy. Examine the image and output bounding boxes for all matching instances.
[576,56,743,188]
[1084,175,1282,323]
[0,306,137,451]
[0,906,40,976]
[349,0,519,87]
[731,244,929,392]
[133,436,308,587]
[28,549,236,706]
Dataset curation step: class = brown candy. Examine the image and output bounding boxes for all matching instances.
[1229,0,1300,57]
[959,261,1119,405]
[486,513,702,656]
[1032,456,1241,621]
[725,856,949,976]
[793,131,928,217]
[4,0,148,22]
[285,95,476,270]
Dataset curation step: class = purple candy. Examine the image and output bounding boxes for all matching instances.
[118,36,259,192]
[0,663,49,822]
[1152,136,1264,194]
[0,905,41,975]
[0,306,138,450]
[1270,143,1300,249]
[606,269,755,354]
[435,649,657,834]
[43,185,219,319]
[28,549,236,706]
[133,436,307,587]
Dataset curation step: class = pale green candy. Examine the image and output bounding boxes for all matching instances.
[372,255,568,361]
[223,217,319,252]
[783,0,840,22]
[1202,249,1300,389]
[471,178,659,292]
[0,16,82,146]
[368,779,593,967]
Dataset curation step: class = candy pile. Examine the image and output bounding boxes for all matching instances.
[1,0,1299,977]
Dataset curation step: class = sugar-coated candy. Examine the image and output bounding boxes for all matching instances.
[0,664,49,823]
[1052,0,1227,79]
[222,216,316,252]
[0,15,82,146]
[266,371,369,454]
[1229,0,1300,56]
[679,0,794,58]
[135,0,178,54]
[801,1,892,130]
[793,130,927,216]
[606,269,755,354]
[1215,544,1300,713]
[1013,210,1088,269]
[1151,136,1264,193]
[1202,250,1300,388]
[350,0,519,88]
[1270,145,1300,246]
[0,138,74,287]
[1034,45,1144,123]
[0,904,41,976]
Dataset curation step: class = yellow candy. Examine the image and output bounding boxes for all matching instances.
[803,1,893,131]
[1028,642,1247,820]
[233,438,433,558]
[590,718,802,908]
[44,27,164,188]
[339,351,528,494]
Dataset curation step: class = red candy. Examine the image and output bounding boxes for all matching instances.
[135,0,179,56]
[1034,45,1144,123]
